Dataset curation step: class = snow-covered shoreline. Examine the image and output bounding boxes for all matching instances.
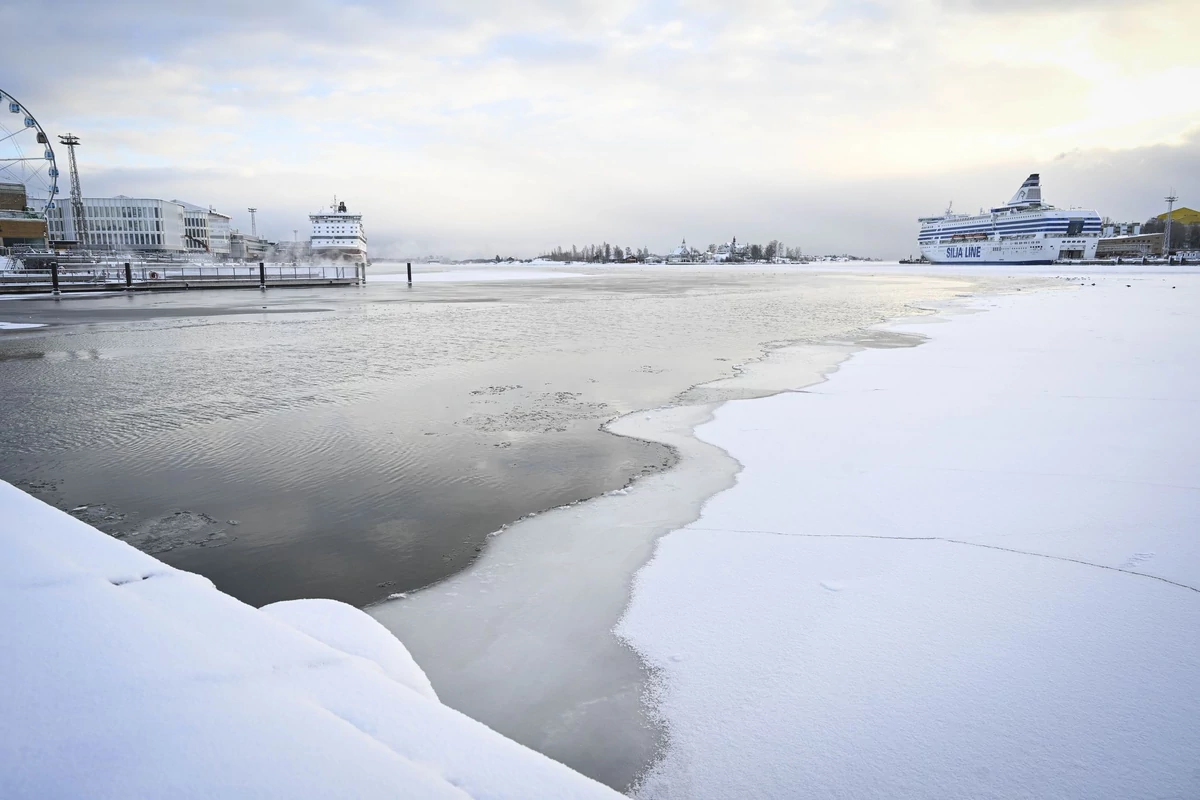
[0,482,621,799]
[619,273,1200,798]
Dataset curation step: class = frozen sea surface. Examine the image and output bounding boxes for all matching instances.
[0,265,995,608]
[369,265,1038,789]
[619,274,1200,799]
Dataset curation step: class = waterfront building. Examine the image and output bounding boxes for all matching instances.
[229,231,270,261]
[712,237,747,262]
[175,201,232,256]
[666,238,695,263]
[43,196,186,252]
[1095,232,1164,258]
[1102,221,1142,238]
[0,183,48,248]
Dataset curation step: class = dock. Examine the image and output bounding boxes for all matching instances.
[0,262,364,295]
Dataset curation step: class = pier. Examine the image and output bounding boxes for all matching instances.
[0,261,364,295]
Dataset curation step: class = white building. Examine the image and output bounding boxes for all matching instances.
[666,238,697,264]
[43,196,186,252]
[1102,221,1143,238]
[175,201,232,256]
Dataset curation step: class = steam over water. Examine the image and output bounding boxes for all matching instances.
[0,264,990,608]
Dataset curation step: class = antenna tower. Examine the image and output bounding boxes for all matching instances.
[1163,190,1178,257]
[58,133,85,246]
[247,207,258,237]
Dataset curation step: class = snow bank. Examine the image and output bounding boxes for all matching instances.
[262,598,438,701]
[619,276,1200,799]
[0,482,620,800]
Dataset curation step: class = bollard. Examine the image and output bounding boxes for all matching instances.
[407,261,412,285]
[124,262,132,290]
[50,261,61,297]
[259,261,266,290]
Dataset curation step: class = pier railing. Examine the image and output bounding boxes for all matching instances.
[0,262,365,294]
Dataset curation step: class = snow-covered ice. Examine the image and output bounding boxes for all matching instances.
[371,267,588,282]
[370,404,746,789]
[0,321,46,329]
[619,275,1200,799]
[0,481,620,799]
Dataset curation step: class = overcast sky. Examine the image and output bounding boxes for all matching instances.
[4,0,1198,258]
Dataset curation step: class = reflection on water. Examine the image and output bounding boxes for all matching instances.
[0,266,976,607]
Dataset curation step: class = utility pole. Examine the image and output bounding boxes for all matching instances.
[58,134,85,247]
[247,207,257,238]
[1163,190,1178,257]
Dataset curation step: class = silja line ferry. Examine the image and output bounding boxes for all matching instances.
[918,174,1101,264]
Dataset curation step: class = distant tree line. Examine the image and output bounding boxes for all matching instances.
[538,244,651,262]
[705,240,804,262]
[539,239,806,263]
[1141,217,1200,251]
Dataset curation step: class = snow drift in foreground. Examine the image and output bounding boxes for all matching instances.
[0,482,619,800]
[619,276,1200,799]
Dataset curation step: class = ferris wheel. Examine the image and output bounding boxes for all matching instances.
[0,88,58,216]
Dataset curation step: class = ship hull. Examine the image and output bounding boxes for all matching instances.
[311,246,368,262]
[920,241,1056,265]
[920,236,1098,265]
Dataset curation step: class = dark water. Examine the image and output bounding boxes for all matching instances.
[0,265,964,608]
[0,275,665,606]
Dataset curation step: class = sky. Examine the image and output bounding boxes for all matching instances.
[3,0,1198,258]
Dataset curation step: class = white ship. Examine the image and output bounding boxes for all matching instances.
[918,175,1101,264]
[310,198,368,262]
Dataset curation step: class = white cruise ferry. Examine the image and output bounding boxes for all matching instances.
[310,198,368,262]
[918,175,1101,264]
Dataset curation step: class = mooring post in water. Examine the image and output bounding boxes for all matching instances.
[124,262,132,289]
[50,261,60,297]
[407,261,412,285]
[259,261,266,290]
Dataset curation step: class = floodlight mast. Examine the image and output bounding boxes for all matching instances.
[58,134,85,246]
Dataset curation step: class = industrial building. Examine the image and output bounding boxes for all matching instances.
[0,183,48,248]
[1156,207,1200,226]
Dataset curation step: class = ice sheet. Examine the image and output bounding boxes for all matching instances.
[618,275,1200,799]
[371,268,588,282]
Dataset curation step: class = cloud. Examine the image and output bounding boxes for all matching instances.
[1,0,1197,257]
